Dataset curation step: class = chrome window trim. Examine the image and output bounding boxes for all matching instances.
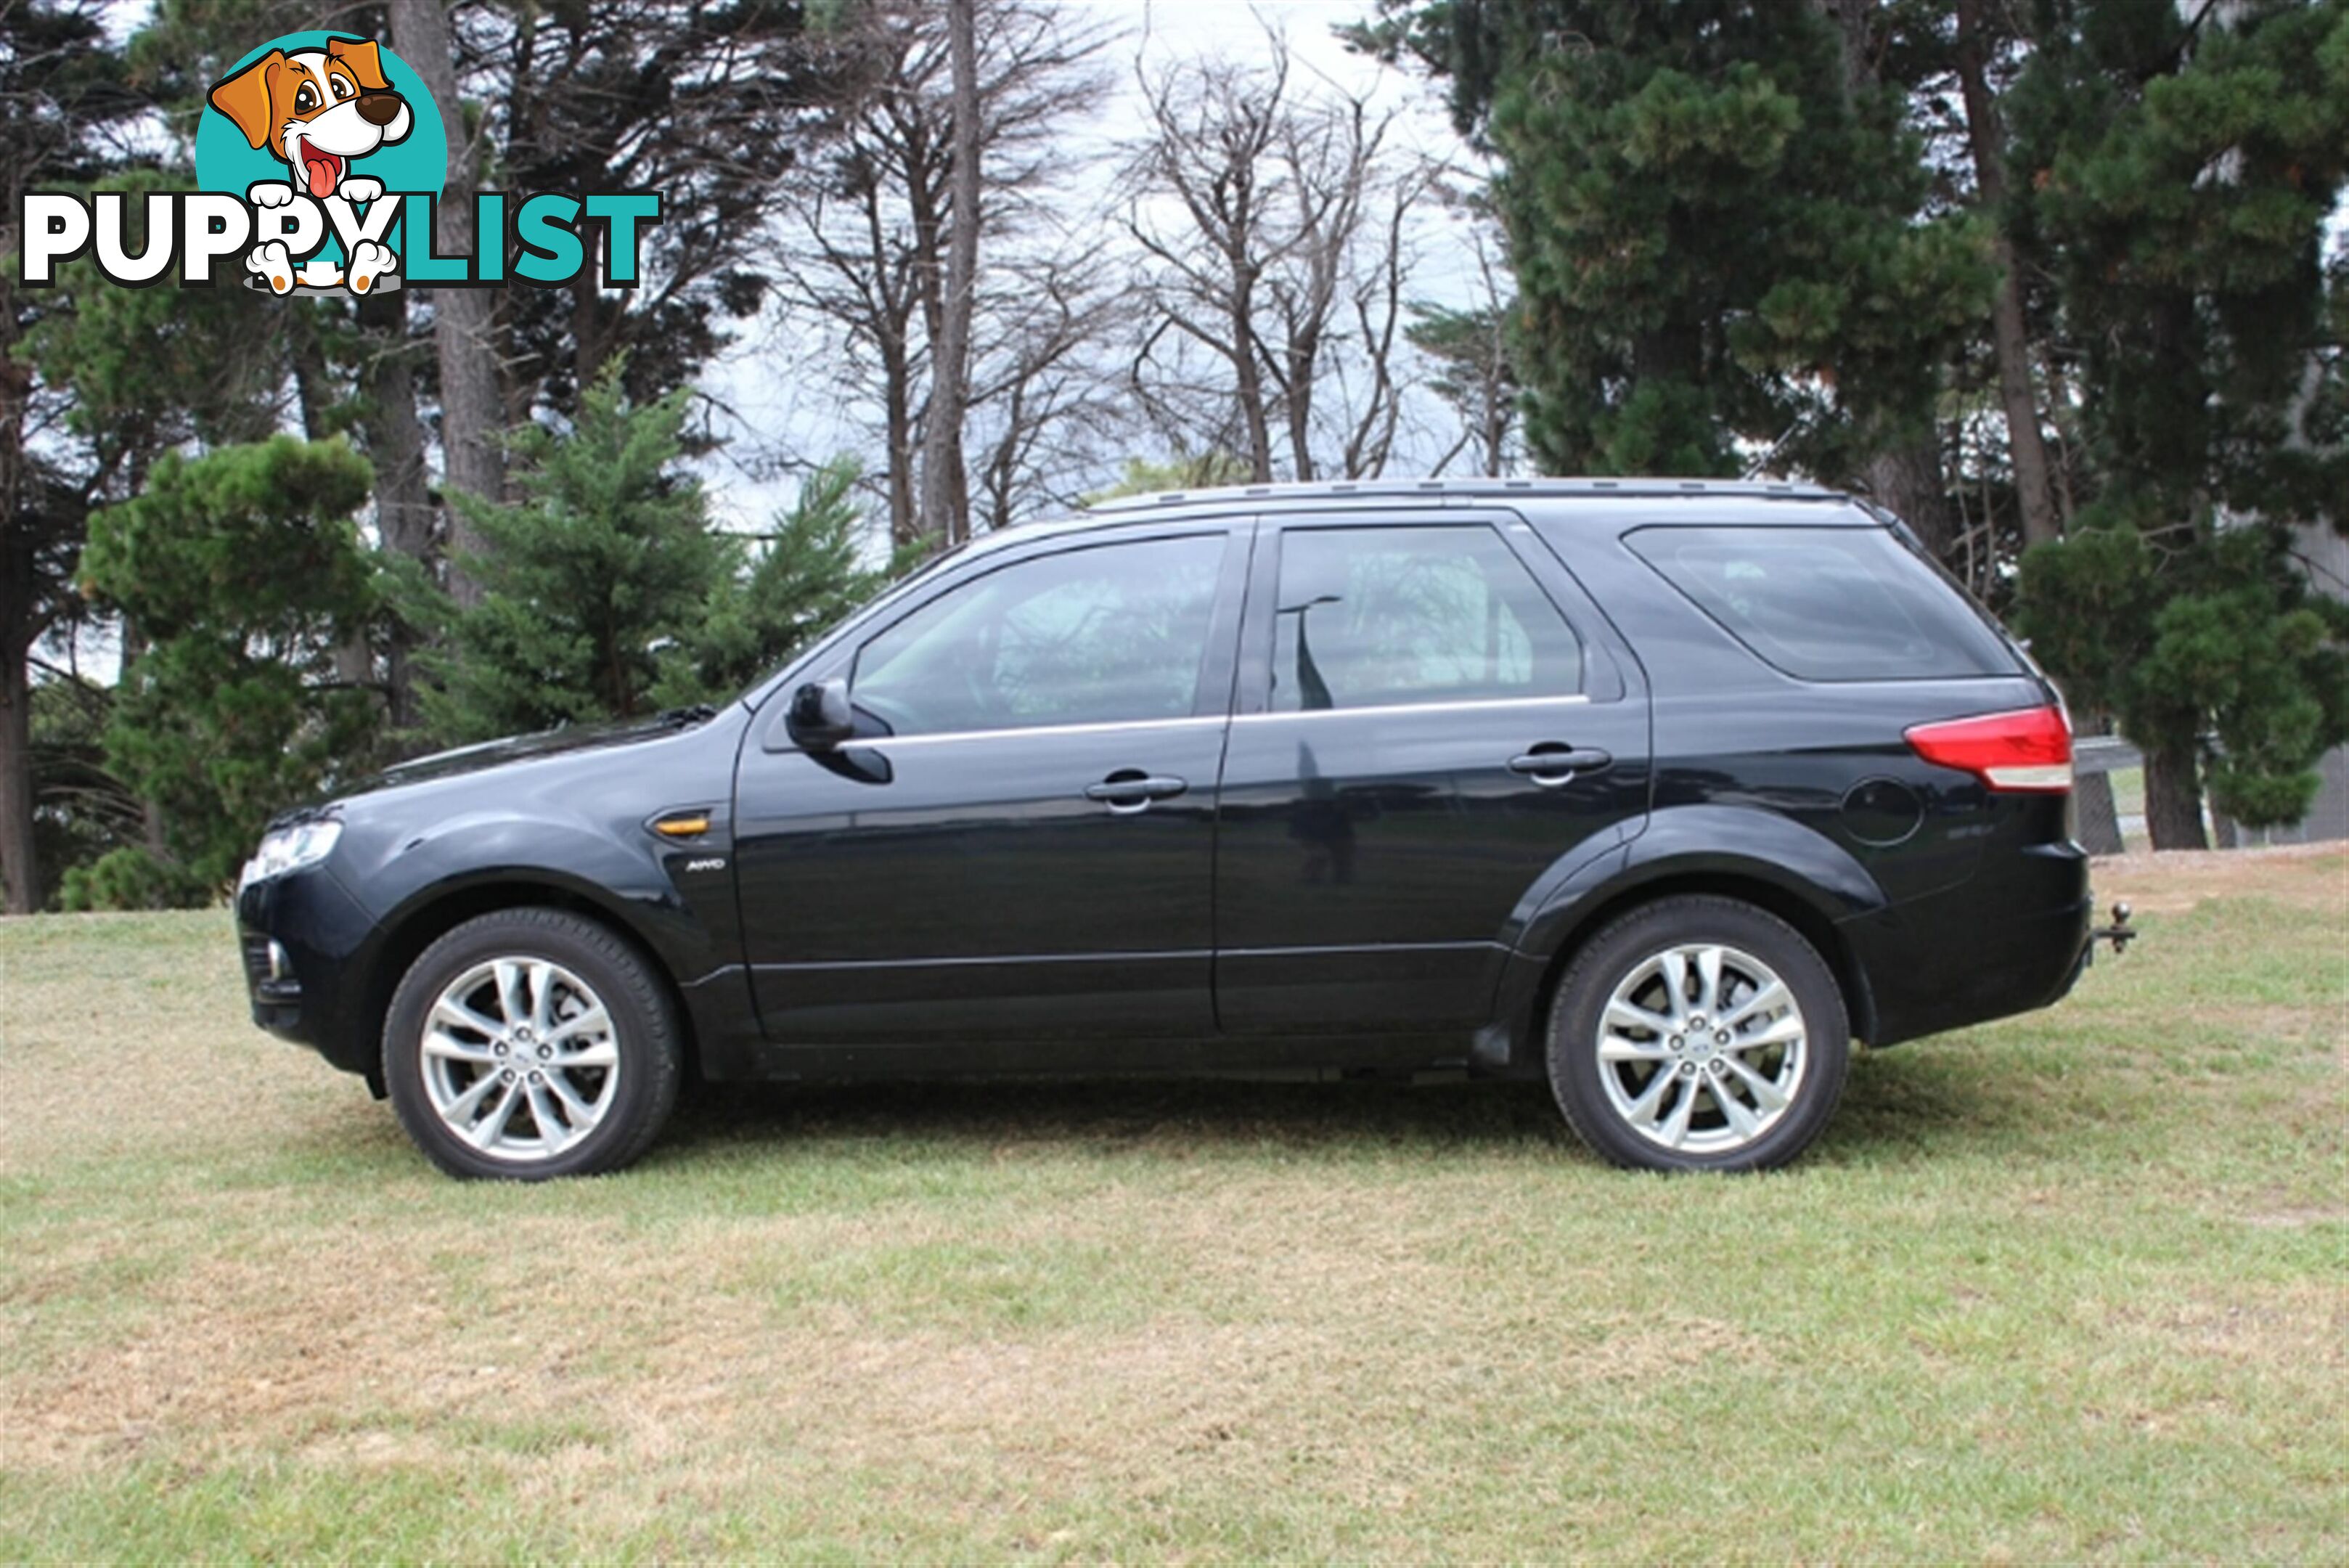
[799,695,1598,752]
[856,714,1230,751]
[1231,693,1592,725]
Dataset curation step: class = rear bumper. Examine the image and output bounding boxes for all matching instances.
[1843,841,2093,1048]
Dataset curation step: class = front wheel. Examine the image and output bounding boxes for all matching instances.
[383,907,682,1180]
[1546,896,1850,1172]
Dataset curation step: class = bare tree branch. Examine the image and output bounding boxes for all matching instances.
[761,0,1121,542]
[1120,20,1438,483]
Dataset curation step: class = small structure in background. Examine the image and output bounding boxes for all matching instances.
[2072,736,2349,857]
[2234,749,2349,849]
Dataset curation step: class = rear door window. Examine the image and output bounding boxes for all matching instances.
[1270,525,1583,711]
[1625,525,2019,681]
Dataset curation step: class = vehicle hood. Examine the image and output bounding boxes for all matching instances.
[335,707,739,801]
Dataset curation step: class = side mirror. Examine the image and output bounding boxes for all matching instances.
[785,678,854,750]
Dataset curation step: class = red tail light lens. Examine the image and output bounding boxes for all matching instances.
[1904,705,2072,793]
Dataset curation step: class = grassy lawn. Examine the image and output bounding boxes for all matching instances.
[3,848,2343,1561]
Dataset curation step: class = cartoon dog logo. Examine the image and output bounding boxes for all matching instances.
[207,36,413,296]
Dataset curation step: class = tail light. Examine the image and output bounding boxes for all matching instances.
[1904,704,2072,792]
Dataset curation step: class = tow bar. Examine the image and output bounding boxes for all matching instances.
[2091,900,2136,955]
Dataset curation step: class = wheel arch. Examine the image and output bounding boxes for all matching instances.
[1487,849,1883,1076]
[353,875,702,1093]
[1546,870,1873,1033]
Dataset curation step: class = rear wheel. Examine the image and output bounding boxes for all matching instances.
[383,907,682,1180]
[1546,896,1849,1172]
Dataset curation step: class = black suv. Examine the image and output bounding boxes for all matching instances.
[237,479,2092,1178]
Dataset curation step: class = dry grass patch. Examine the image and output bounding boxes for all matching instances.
[2094,838,2348,912]
[2095,1279,2349,1370]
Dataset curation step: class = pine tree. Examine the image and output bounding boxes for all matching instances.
[0,0,147,911]
[75,438,380,903]
[653,457,912,707]
[1407,295,1518,476]
[1389,0,1996,481]
[416,369,732,741]
[2009,0,2349,846]
[24,674,142,911]
[15,163,295,907]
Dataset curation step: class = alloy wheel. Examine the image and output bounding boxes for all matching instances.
[417,957,621,1164]
[1593,942,1809,1155]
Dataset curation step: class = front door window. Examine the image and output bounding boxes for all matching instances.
[852,534,1227,737]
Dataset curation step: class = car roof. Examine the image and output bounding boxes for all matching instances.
[921,476,1869,575]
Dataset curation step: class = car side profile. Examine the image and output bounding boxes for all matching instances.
[236,478,2095,1178]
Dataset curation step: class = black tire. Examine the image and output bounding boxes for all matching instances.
[383,907,682,1180]
[1545,895,1850,1172]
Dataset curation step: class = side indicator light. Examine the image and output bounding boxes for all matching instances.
[653,814,711,838]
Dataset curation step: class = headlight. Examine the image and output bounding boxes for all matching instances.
[239,819,343,889]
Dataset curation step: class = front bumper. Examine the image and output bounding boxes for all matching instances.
[234,862,383,1078]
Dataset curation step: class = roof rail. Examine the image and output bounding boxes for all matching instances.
[1082,475,1847,513]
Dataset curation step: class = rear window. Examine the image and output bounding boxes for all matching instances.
[1625,525,2018,682]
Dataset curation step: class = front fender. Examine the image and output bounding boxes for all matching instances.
[354,813,726,984]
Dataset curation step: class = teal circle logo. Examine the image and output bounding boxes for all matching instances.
[195,32,445,292]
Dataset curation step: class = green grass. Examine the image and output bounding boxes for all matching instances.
[2,852,2344,1561]
[2109,764,2146,820]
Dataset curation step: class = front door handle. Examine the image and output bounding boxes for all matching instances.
[1508,744,1612,786]
[1084,770,1188,813]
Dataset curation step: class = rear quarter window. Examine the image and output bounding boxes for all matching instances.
[1625,525,2019,682]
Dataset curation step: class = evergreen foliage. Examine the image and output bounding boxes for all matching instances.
[469,0,858,422]
[653,457,914,709]
[417,370,731,741]
[0,0,154,912]
[414,370,900,740]
[2024,516,2348,828]
[2011,0,2349,843]
[26,675,143,912]
[1407,300,1519,475]
[1365,0,2349,844]
[75,438,380,902]
[23,168,291,460]
[1423,0,1998,481]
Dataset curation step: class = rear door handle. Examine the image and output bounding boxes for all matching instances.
[1508,745,1612,786]
[1084,770,1188,813]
